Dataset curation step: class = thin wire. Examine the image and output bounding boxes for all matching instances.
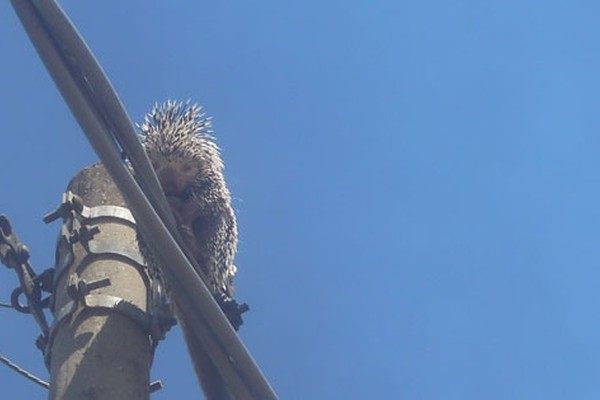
[0,353,49,389]
[0,302,13,309]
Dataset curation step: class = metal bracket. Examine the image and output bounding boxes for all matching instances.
[68,225,101,246]
[45,192,136,227]
[47,194,140,284]
[43,192,84,224]
[50,274,175,352]
[45,191,175,352]
[66,275,111,305]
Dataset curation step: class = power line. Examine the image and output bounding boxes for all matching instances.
[0,353,49,390]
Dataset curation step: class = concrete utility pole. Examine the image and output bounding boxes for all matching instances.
[47,164,156,400]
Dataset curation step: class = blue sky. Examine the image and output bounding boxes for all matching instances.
[2,1,600,399]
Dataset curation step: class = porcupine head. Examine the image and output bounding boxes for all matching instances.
[137,100,238,298]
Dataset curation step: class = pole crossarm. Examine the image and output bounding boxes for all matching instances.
[10,1,277,399]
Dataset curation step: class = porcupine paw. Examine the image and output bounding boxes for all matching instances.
[215,293,249,331]
[178,224,197,251]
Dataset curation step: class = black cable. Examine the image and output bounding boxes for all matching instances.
[0,353,49,389]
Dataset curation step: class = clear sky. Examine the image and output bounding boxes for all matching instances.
[2,1,600,399]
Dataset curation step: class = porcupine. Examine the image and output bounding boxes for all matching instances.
[137,100,240,399]
[138,100,238,298]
